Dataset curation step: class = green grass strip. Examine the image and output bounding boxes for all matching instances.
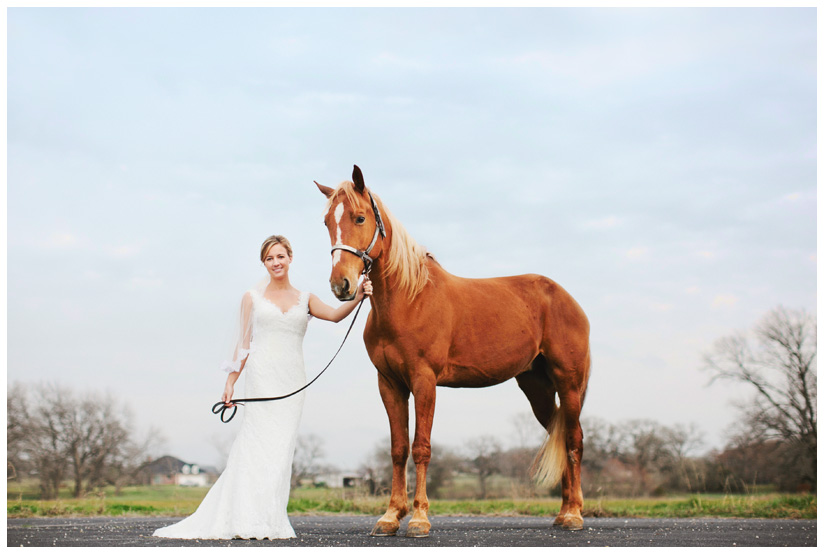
[7,487,816,520]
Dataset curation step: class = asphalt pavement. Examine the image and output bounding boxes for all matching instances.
[6,515,817,547]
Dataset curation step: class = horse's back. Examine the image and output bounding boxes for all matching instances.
[443,271,584,320]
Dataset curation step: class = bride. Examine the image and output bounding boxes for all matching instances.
[154,235,371,540]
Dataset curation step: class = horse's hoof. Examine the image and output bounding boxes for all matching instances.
[562,515,584,531]
[370,521,399,537]
[405,521,431,538]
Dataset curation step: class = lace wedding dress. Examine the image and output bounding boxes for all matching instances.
[154,289,310,540]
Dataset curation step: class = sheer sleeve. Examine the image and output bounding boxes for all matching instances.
[220,291,254,374]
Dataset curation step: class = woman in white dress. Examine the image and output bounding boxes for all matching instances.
[153,235,371,540]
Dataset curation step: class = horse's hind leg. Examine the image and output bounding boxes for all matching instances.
[515,355,557,432]
[516,356,568,504]
[549,348,590,531]
[518,354,586,531]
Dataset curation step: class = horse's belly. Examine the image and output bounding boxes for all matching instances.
[437,349,537,388]
[435,319,540,387]
[437,367,515,388]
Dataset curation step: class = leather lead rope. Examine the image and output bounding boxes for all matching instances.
[212,294,367,423]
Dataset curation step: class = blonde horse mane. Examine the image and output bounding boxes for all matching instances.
[325,181,431,300]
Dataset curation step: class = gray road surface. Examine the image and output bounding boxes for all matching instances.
[7,515,816,547]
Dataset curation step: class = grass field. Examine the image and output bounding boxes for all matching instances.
[6,481,816,520]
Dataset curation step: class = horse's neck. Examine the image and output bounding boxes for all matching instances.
[367,215,440,314]
[368,250,440,317]
[367,256,398,312]
[366,222,395,310]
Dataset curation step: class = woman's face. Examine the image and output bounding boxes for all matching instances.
[264,244,292,279]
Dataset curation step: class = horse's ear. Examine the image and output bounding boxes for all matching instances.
[352,165,366,194]
[315,181,334,198]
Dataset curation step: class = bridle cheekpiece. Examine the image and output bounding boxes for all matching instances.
[330,191,386,276]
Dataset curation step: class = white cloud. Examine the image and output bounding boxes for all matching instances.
[52,232,80,247]
[581,216,622,230]
[124,276,163,291]
[18,231,87,251]
[372,52,432,71]
[711,295,739,308]
[108,245,141,258]
[625,246,649,260]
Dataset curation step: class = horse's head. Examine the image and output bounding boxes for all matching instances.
[316,165,386,301]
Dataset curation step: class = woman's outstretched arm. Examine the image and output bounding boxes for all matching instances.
[309,280,372,322]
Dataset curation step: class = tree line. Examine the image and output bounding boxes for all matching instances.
[332,414,809,501]
[307,306,817,498]
[8,306,815,500]
[7,382,162,499]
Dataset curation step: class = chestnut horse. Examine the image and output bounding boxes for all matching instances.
[316,166,591,537]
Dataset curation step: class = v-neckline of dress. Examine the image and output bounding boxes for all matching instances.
[258,290,303,315]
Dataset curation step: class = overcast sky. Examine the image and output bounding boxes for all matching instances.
[6,7,817,471]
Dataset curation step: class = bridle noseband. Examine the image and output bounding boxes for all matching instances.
[331,191,386,275]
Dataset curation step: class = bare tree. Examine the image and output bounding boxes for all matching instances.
[24,383,74,498]
[291,434,325,488]
[662,423,705,492]
[703,306,816,488]
[358,437,398,496]
[7,382,31,481]
[510,412,545,450]
[465,435,502,499]
[69,391,134,497]
[581,417,626,495]
[425,443,461,499]
[10,382,158,498]
[619,420,674,496]
[492,413,541,496]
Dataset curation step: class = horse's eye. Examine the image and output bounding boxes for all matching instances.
[356,216,366,224]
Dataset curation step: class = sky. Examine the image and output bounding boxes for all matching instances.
[5,6,817,472]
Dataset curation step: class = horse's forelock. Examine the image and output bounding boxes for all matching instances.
[323,180,364,217]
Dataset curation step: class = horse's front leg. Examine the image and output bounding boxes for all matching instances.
[371,373,411,537]
[406,370,437,538]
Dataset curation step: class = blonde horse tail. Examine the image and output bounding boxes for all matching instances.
[530,404,567,488]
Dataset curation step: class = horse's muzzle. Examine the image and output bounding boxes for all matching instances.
[331,278,356,301]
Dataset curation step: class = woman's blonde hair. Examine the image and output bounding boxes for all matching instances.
[260,235,293,262]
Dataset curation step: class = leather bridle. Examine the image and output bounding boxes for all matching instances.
[330,191,386,276]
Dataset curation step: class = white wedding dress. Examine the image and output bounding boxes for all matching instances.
[154,289,310,540]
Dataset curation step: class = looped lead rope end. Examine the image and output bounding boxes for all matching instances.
[212,402,240,423]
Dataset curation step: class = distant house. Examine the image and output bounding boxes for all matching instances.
[137,455,217,487]
[313,471,363,489]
